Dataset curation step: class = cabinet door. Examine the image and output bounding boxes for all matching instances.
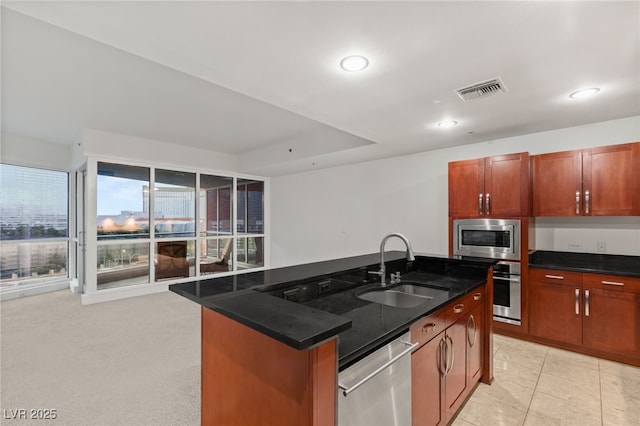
[412,333,445,426]
[449,158,484,218]
[532,150,582,216]
[582,288,640,357]
[583,143,640,216]
[444,320,468,421]
[529,273,582,346]
[484,153,530,217]
[466,305,483,384]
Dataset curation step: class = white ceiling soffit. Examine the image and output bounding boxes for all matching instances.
[1,7,374,172]
[2,1,640,177]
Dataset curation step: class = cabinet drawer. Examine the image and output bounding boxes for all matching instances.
[445,288,484,326]
[411,309,447,348]
[583,273,640,294]
[530,268,582,286]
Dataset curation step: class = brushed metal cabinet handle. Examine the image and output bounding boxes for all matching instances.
[576,191,581,214]
[453,304,465,314]
[438,338,447,376]
[467,314,477,347]
[446,335,455,375]
[585,289,590,317]
[575,288,580,315]
[485,193,490,215]
[478,193,484,215]
[422,322,437,334]
[545,275,565,280]
[585,190,590,214]
[473,292,482,301]
[602,280,624,287]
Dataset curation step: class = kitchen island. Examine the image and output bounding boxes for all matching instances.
[170,252,496,426]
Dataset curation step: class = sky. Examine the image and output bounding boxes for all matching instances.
[97,175,146,216]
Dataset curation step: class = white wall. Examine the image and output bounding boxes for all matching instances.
[270,116,640,267]
[80,129,239,173]
[1,132,72,170]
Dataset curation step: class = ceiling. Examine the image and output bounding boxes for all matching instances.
[2,1,639,176]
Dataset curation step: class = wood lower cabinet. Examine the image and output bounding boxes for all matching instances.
[444,319,468,420]
[448,153,530,218]
[412,288,486,426]
[533,142,640,216]
[466,304,483,383]
[529,269,583,346]
[412,330,445,426]
[529,268,640,365]
[582,274,640,358]
[201,307,336,426]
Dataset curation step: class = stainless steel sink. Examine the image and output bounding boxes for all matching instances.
[391,284,448,299]
[357,283,448,308]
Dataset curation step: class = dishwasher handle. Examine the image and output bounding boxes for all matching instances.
[338,340,418,397]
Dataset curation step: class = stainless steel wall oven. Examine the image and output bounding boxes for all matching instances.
[453,219,522,325]
[492,261,521,325]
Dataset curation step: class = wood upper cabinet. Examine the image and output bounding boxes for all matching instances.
[449,153,530,218]
[530,268,640,364]
[533,142,640,216]
[532,150,582,216]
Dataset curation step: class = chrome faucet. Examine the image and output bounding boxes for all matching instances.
[369,233,416,287]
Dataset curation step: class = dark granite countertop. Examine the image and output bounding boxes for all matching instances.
[170,252,495,370]
[529,250,640,277]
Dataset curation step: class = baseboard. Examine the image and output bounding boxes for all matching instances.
[0,280,70,301]
[81,283,168,304]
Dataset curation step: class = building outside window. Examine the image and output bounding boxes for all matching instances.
[0,164,69,296]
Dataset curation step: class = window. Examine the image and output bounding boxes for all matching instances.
[236,179,264,270]
[94,162,265,289]
[0,164,69,292]
[154,169,196,239]
[97,162,151,289]
[97,162,150,240]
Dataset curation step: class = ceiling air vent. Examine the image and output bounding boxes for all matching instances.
[456,77,507,101]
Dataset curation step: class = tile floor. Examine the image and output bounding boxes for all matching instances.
[452,334,640,426]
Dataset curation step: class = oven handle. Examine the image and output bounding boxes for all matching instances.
[338,340,418,397]
[493,276,521,283]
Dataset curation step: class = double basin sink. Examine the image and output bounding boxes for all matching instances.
[357,282,449,309]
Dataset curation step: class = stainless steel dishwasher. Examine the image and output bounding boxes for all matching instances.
[338,332,416,426]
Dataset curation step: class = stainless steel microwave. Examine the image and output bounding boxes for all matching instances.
[453,219,521,261]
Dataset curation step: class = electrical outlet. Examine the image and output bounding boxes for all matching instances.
[318,280,331,294]
[568,243,582,250]
[597,241,607,252]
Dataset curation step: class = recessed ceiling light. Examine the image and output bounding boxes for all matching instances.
[438,120,458,128]
[340,55,369,72]
[569,87,600,99]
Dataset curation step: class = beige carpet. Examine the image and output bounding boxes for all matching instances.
[0,289,201,426]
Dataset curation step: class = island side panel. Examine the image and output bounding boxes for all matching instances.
[201,307,337,426]
[481,268,494,384]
